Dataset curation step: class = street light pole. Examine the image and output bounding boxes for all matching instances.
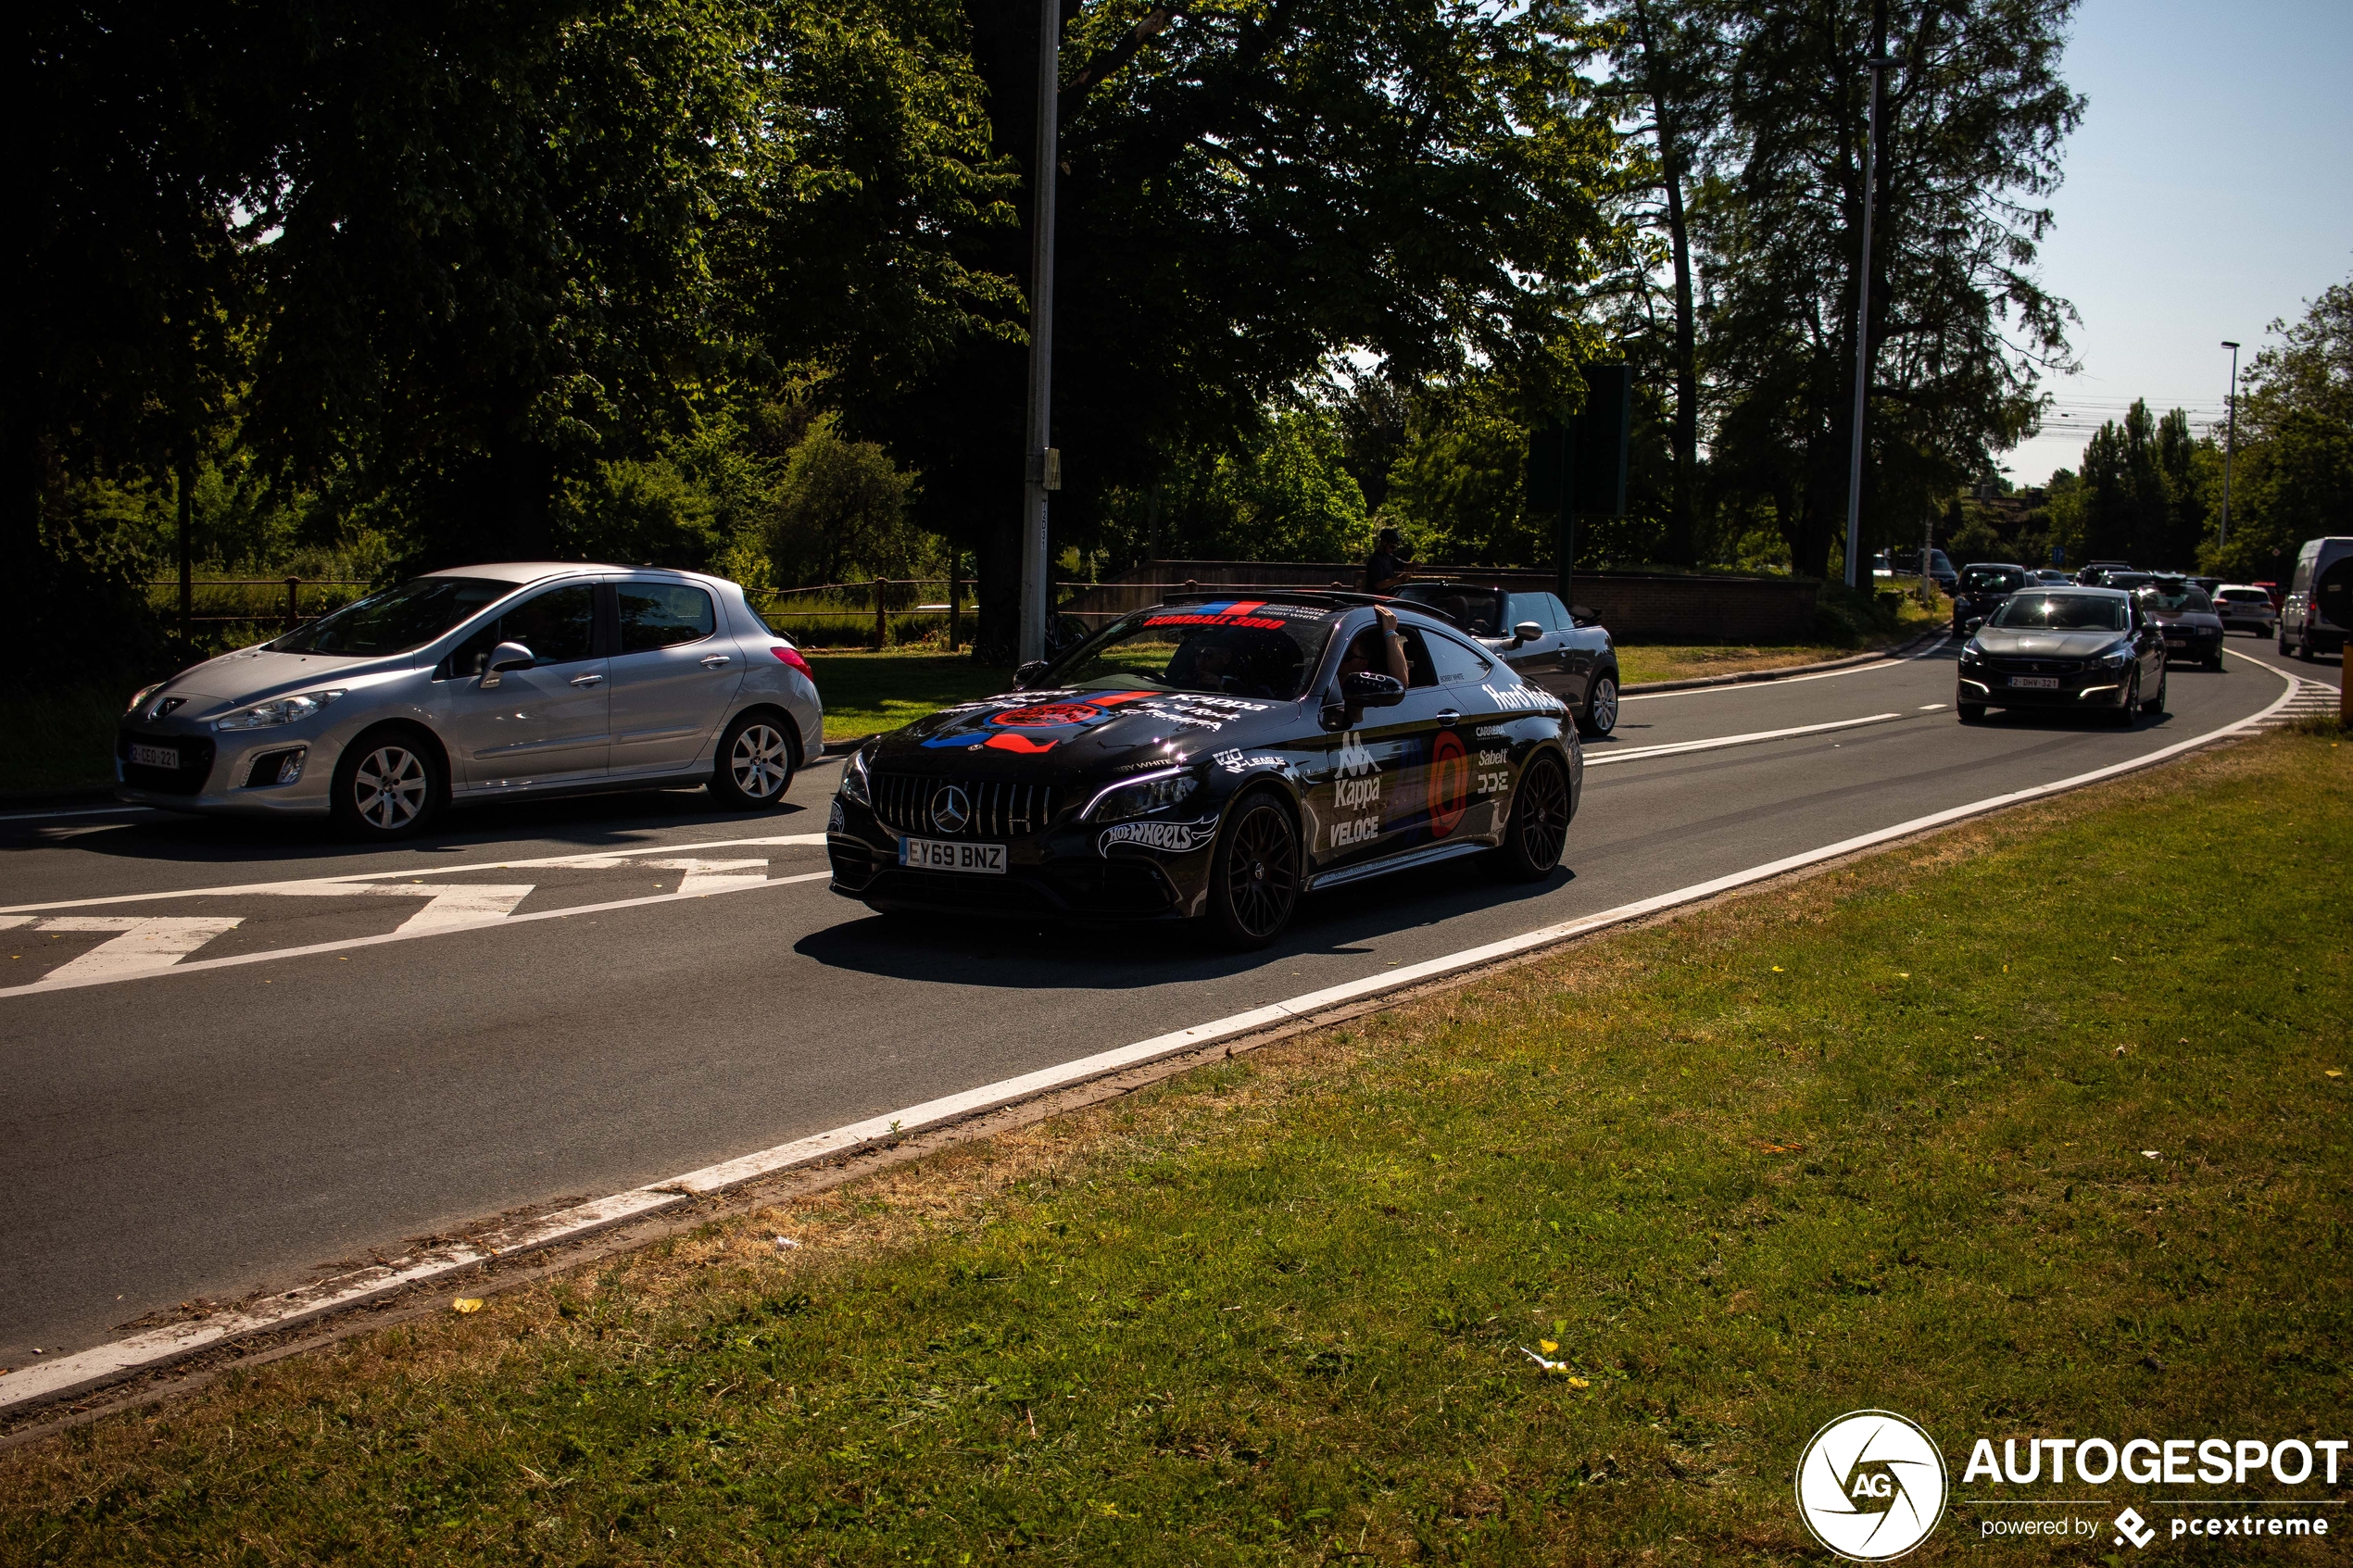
[1017,0,1062,666]
[1842,51,1903,589]
[2218,340,2240,553]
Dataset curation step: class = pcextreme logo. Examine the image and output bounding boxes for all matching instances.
[1796,1410,1951,1561]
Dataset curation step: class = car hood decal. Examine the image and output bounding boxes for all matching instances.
[888,687,1281,760]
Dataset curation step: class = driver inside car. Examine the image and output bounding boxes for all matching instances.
[1337,605,1410,684]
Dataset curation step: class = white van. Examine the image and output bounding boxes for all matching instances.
[2280,537,2353,661]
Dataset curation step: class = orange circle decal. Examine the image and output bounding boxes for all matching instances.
[1428,729,1470,837]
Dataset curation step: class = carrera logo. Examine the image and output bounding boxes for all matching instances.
[1099,820,1207,854]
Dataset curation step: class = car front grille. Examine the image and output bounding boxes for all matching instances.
[118,734,216,795]
[1983,657,2085,675]
[872,772,1061,839]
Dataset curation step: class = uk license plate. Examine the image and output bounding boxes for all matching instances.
[2009,676,2061,690]
[900,837,1006,874]
[128,743,179,769]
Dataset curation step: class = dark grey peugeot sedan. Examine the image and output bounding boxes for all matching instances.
[1955,587,2167,726]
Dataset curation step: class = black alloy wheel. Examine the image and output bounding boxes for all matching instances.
[1578,671,1619,737]
[1957,702,1986,724]
[1208,792,1301,948]
[711,709,795,809]
[1495,752,1570,881]
[333,726,445,839]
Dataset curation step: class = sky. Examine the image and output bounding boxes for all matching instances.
[1997,0,2353,487]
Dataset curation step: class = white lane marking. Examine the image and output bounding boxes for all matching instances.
[534,856,772,897]
[0,658,2295,1414]
[1586,712,1903,768]
[1919,703,1948,711]
[0,872,835,998]
[0,805,159,824]
[1620,633,1949,702]
[378,884,537,935]
[26,918,246,984]
[0,834,830,916]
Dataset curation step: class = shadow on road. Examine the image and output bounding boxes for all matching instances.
[793,859,1576,991]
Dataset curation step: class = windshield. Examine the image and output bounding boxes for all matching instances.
[1045,603,1338,701]
[1960,567,2024,593]
[1988,595,2129,632]
[2145,584,2213,612]
[271,577,512,658]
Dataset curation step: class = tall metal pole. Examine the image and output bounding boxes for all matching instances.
[1017,0,1062,666]
[2218,340,2239,551]
[1842,54,1901,589]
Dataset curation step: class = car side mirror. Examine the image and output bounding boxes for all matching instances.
[480,641,535,688]
[1341,671,1405,707]
[1964,617,1984,633]
[1510,621,1544,646]
[1013,659,1050,689]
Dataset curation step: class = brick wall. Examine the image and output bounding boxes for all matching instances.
[1061,561,1819,643]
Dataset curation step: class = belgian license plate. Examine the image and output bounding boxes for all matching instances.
[2009,676,2061,690]
[900,837,1006,874]
[128,743,179,769]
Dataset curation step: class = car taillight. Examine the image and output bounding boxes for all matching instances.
[772,645,813,680]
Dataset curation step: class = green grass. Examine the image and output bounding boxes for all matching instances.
[805,648,1016,743]
[0,682,128,797]
[5,735,2347,1563]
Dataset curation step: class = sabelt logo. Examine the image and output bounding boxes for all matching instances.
[1795,1411,1948,1561]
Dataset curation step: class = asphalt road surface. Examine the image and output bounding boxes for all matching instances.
[0,636,2314,1374]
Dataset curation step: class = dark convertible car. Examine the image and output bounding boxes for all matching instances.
[826,594,1582,947]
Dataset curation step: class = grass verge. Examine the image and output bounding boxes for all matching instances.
[1615,644,1877,685]
[0,683,127,797]
[805,649,1013,744]
[5,734,2347,1563]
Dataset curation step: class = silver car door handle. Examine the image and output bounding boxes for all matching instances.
[1435,709,1460,726]
[699,654,731,667]
[569,672,604,686]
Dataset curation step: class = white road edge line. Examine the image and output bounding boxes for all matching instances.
[0,872,835,998]
[1587,712,1903,767]
[0,658,2296,1415]
[0,833,833,916]
[1620,633,1949,702]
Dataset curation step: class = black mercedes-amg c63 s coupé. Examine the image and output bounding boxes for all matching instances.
[825,594,1582,947]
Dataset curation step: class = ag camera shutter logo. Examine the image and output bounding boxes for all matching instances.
[1795,1410,1948,1561]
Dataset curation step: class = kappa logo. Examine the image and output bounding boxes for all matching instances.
[1794,1410,1948,1561]
[1334,772,1381,811]
[1333,732,1378,777]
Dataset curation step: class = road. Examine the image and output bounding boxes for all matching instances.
[0,635,2319,1382]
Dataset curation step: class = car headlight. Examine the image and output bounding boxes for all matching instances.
[1959,640,1983,665]
[127,682,164,714]
[1084,770,1201,822]
[2096,644,2133,669]
[837,746,874,807]
[212,690,346,731]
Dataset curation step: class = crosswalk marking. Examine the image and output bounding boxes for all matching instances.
[19,917,246,983]
[531,856,772,897]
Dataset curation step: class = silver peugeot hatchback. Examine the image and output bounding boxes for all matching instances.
[117,563,823,837]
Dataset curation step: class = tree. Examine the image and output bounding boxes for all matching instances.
[868,0,1630,659]
[2205,275,2353,583]
[1703,0,2081,579]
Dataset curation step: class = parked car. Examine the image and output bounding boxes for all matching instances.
[1955,586,2166,726]
[2075,559,2135,585]
[2252,581,2283,609]
[2280,537,2353,662]
[119,563,822,835]
[2139,579,2227,670]
[2031,569,2075,586]
[1951,562,2030,633]
[825,594,1581,947]
[2213,584,2280,636]
[1869,549,1957,593]
[1390,581,1621,737]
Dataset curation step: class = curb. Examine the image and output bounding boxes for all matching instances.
[1620,629,1946,696]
